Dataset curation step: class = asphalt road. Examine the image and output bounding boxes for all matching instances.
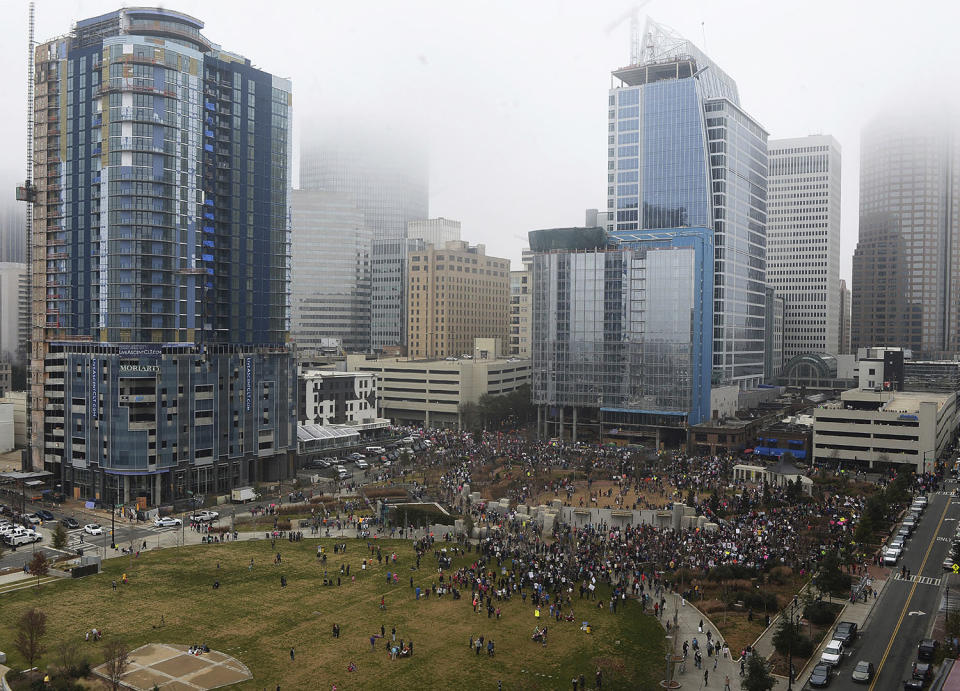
[0,505,185,570]
[821,486,959,690]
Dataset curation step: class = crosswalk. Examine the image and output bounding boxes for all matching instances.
[893,573,941,587]
[64,523,178,551]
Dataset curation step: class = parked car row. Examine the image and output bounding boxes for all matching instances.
[809,621,863,687]
[883,494,928,566]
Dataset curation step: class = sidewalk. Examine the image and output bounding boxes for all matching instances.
[665,590,742,689]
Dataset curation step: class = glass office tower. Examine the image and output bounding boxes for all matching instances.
[291,189,371,352]
[31,8,295,501]
[530,226,712,445]
[300,134,428,350]
[608,21,768,388]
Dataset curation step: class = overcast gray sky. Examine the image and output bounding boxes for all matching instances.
[3,0,960,280]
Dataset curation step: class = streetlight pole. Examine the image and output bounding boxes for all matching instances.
[787,595,799,690]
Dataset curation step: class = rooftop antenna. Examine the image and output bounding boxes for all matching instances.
[701,21,707,53]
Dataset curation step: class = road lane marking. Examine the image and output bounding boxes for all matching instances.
[869,495,952,690]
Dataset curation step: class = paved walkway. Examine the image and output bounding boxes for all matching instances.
[663,569,889,689]
[664,590,742,689]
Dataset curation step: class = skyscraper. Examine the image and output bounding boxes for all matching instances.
[290,189,371,352]
[852,112,960,358]
[30,8,295,500]
[608,20,768,388]
[300,133,428,350]
[767,135,842,360]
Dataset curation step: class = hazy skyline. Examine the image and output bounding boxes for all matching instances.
[2,0,959,280]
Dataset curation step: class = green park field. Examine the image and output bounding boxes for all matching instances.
[0,539,666,690]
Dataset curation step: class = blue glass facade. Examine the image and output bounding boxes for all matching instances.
[34,8,295,500]
[530,227,712,428]
[609,39,767,388]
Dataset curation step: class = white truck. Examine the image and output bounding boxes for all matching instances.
[231,486,257,503]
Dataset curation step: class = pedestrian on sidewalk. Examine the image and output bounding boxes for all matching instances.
[724,675,731,691]
[704,669,709,686]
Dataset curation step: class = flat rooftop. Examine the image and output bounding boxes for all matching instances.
[883,391,952,414]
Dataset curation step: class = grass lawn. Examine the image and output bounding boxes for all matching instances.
[0,539,666,690]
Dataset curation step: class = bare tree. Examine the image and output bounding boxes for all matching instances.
[54,639,80,678]
[14,607,47,669]
[102,639,130,691]
[29,551,49,588]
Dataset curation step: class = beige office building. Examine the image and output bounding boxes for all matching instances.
[407,241,510,359]
[346,342,530,428]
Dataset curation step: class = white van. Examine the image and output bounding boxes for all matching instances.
[365,446,385,455]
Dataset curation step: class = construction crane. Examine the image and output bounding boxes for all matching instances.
[15,2,36,473]
[604,1,653,66]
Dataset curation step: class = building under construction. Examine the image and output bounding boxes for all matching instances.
[25,7,295,504]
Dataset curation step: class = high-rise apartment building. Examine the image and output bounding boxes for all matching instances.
[852,112,960,358]
[767,136,842,360]
[30,8,295,500]
[290,189,371,352]
[608,21,768,388]
[839,279,851,354]
[300,134,428,350]
[407,218,460,247]
[406,241,509,359]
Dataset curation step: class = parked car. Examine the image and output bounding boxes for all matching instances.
[355,460,369,470]
[809,663,833,688]
[898,525,912,540]
[83,523,103,535]
[190,510,219,522]
[834,621,858,646]
[23,513,42,526]
[917,639,938,661]
[945,556,956,571]
[60,517,80,529]
[821,639,845,666]
[348,453,364,461]
[912,661,933,682]
[154,516,182,528]
[402,436,415,444]
[851,660,874,683]
[884,547,902,565]
[36,509,55,521]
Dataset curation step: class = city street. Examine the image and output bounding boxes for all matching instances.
[816,485,959,690]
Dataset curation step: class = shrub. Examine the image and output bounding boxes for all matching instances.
[742,590,779,612]
[768,566,794,585]
[803,601,842,626]
[708,564,759,581]
[274,519,292,531]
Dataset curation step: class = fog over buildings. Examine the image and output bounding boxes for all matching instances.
[1,0,959,279]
